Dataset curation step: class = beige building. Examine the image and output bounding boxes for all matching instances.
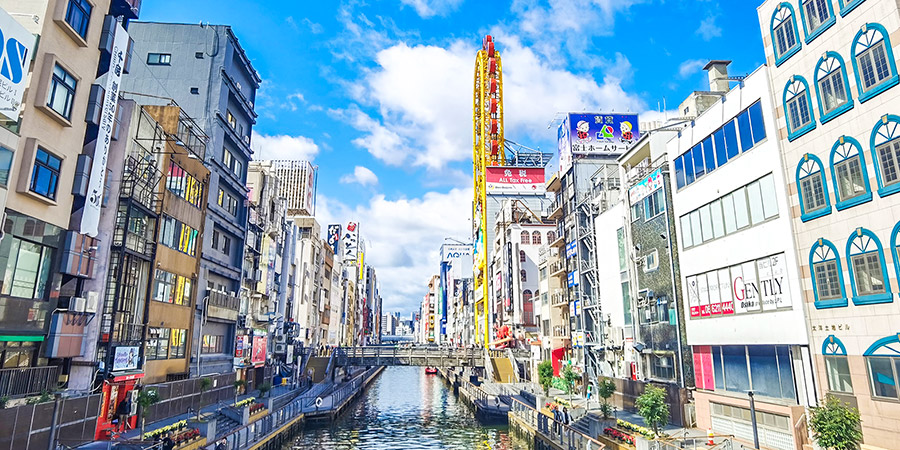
[757,0,900,447]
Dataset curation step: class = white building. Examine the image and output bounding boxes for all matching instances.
[669,63,814,449]
[756,1,900,446]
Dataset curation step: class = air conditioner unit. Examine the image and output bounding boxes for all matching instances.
[274,343,286,354]
[71,297,87,313]
[274,335,286,344]
[85,291,100,314]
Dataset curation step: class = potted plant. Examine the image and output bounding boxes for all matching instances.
[137,387,160,438]
[257,381,272,398]
[196,377,212,421]
[809,396,863,450]
[233,379,246,404]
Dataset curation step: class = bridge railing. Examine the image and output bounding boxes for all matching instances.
[509,396,605,450]
[334,346,481,365]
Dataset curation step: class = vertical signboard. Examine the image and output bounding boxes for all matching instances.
[303,162,317,215]
[327,224,341,255]
[79,21,128,237]
[251,336,266,366]
[717,268,734,314]
[343,222,359,260]
[0,8,36,121]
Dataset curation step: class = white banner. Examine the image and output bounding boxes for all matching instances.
[0,7,36,121]
[79,20,128,237]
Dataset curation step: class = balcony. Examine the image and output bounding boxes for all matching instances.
[547,197,563,221]
[100,323,145,345]
[0,366,60,398]
[550,290,567,308]
[550,261,566,277]
[207,290,240,322]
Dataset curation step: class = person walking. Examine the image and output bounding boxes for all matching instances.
[160,432,175,450]
[562,406,571,425]
[215,439,228,450]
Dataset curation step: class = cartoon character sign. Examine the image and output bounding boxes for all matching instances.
[575,120,591,141]
[621,121,634,141]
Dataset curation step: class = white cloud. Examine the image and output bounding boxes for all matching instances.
[696,15,722,41]
[340,166,380,186]
[678,59,706,79]
[399,0,464,18]
[251,132,320,161]
[316,188,472,313]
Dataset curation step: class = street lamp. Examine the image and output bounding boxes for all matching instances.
[195,295,210,378]
[748,391,760,449]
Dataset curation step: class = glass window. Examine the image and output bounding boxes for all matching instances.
[814,260,843,300]
[520,269,527,282]
[787,92,812,131]
[152,270,175,303]
[699,204,713,242]
[722,193,737,234]
[520,231,529,244]
[851,252,886,296]
[202,335,224,354]
[703,136,716,173]
[759,174,779,219]
[0,147,12,187]
[170,329,187,359]
[692,144,705,179]
[1,237,53,299]
[776,345,796,400]
[835,156,867,201]
[746,180,765,225]
[680,215,693,248]
[713,128,728,168]
[713,347,725,390]
[857,41,892,92]
[519,250,526,263]
[749,346,781,398]
[65,0,92,38]
[644,189,664,219]
[733,188,750,229]
[30,148,62,200]
[683,151,695,185]
[532,231,542,245]
[876,140,900,187]
[690,211,703,246]
[644,249,659,272]
[738,110,754,151]
[826,356,853,393]
[868,357,899,399]
[47,64,77,120]
[803,0,831,33]
[748,102,767,144]
[774,14,797,57]
[147,328,170,360]
[819,68,848,113]
[710,199,725,239]
[722,345,751,392]
[800,173,827,213]
[674,156,685,189]
[147,53,171,65]
[724,121,739,160]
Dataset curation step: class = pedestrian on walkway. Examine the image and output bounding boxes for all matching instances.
[215,439,228,450]
[161,432,175,450]
[562,406,570,425]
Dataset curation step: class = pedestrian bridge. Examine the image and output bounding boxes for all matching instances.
[332,346,484,368]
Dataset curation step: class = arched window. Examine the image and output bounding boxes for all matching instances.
[784,76,816,140]
[771,3,801,65]
[851,23,899,102]
[830,136,871,209]
[846,227,893,305]
[796,154,832,221]
[810,238,846,308]
[798,0,835,43]
[837,0,865,16]
[864,335,900,400]
[547,230,556,242]
[532,231,542,245]
[870,114,900,197]
[822,335,853,394]
[520,269,527,282]
[519,250,526,263]
[889,220,900,292]
[520,231,529,245]
[523,290,533,302]
[814,52,854,122]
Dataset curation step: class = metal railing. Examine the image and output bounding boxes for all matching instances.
[208,290,240,310]
[0,365,60,398]
[334,346,482,368]
[509,396,605,450]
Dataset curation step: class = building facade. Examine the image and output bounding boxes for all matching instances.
[757,1,900,446]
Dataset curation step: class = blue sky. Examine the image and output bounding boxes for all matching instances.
[141,0,766,314]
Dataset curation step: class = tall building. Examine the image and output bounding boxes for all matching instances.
[757,1,900,446]
[273,160,317,215]
[121,22,260,376]
[0,0,139,399]
[669,64,816,448]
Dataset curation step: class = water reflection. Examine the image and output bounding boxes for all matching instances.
[287,366,529,449]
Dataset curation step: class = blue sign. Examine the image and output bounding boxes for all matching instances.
[565,241,577,259]
[559,113,640,172]
[567,271,579,288]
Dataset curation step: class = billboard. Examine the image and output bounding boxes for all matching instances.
[558,113,640,173]
[327,224,341,255]
[251,336,267,366]
[565,241,577,259]
[687,252,792,319]
[485,166,545,195]
[112,346,140,372]
[628,167,665,204]
[301,161,317,215]
[0,8,37,121]
[343,221,359,260]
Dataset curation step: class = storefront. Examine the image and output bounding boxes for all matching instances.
[95,345,143,439]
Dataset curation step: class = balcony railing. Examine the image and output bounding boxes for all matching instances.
[0,366,60,398]
[100,323,146,344]
[208,290,240,310]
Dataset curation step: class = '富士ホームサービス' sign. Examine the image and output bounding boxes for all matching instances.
[485,166,545,194]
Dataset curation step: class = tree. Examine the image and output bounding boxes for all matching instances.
[635,385,669,437]
[233,379,247,404]
[257,382,272,399]
[562,364,579,395]
[597,378,616,419]
[137,387,160,438]
[537,361,554,396]
[809,396,863,450]
[197,377,212,420]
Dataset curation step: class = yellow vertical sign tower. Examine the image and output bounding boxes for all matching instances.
[472,35,504,348]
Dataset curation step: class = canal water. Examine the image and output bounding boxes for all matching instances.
[286,366,531,449]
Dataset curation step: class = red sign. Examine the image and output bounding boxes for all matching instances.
[251,336,266,366]
[690,306,700,317]
[485,167,545,194]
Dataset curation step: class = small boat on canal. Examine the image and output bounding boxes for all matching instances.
[424,367,438,375]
